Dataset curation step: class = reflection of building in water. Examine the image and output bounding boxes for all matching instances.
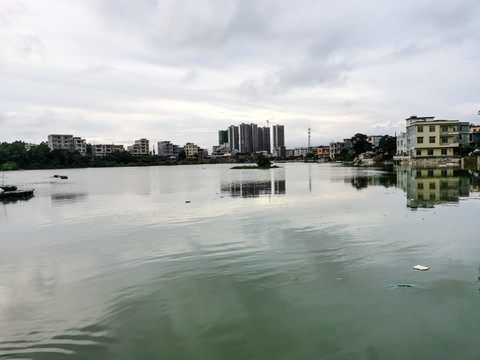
[221,176,286,198]
[51,193,88,205]
[396,167,470,208]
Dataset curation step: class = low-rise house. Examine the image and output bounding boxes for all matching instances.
[128,138,149,156]
[158,141,181,158]
[184,142,207,159]
[404,115,469,158]
[92,144,125,157]
[329,139,352,160]
[469,124,480,146]
[316,146,330,159]
[47,134,87,155]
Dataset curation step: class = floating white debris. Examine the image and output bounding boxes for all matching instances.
[413,264,429,271]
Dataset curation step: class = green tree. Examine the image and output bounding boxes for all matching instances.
[376,135,396,159]
[256,154,272,168]
[351,133,372,157]
[178,150,186,161]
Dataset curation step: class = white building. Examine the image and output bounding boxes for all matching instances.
[128,138,149,156]
[92,144,125,157]
[47,134,87,155]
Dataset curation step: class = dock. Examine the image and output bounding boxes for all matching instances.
[0,189,35,200]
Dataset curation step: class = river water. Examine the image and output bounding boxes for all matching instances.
[1,163,479,359]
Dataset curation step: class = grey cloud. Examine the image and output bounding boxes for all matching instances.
[95,0,273,49]
[239,56,353,98]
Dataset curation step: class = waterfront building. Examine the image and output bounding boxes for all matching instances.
[184,142,207,159]
[258,126,271,154]
[228,125,239,152]
[272,125,285,149]
[239,123,256,153]
[469,124,480,146]
[158,141,181,158]
[404,116,469,158]
[316,146,330,159]
[293,147,310,157]
[273,146,286,158]
[47,134,87,155]
[329,139,352,160]
[92,144,125,157]
[218,130,228,146]
[127,138,149,156]
[396,132,407,156]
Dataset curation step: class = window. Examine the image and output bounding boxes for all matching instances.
[428,149,434,156]
[417,137,424,144]
[429,125,435,132]
[418,125,423,132]
[428,170,434,177]
[418,182,424,189]
[429,136,436,143]
[441,148,447,155]
[441,137,448,144]
[441,125,448,132]
[416,149,422,156]
[429,182,436,189]
[430,193,436,200]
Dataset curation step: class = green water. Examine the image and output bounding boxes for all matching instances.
[1,164,479,359]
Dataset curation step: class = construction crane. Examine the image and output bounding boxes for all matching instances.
[265,117,275,127]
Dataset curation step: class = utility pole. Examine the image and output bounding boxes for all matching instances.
[308,128,311,153]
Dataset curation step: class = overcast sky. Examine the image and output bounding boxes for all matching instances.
[1,0,479,151]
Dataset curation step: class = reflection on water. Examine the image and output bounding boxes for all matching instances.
[345,172,397,189]
[221,169,286,198]
[51,193,88,205]
[342,166,480,208]
[397,167,472,208]
[221,180,286,197]
[2,164,480,359]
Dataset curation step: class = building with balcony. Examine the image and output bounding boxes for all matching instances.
[127,138,149,156]
[404,116,469,158]
[92,144,125,157]
[47,134,87,155]
[316,146,330,159]
[183,142,207,159]
[329,139,352,160]
[157,141,181,158]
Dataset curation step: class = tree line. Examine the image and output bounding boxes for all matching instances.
[0,134,401,171]
[0,142,189,170]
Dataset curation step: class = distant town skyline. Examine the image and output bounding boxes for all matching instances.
[1,1,479,150]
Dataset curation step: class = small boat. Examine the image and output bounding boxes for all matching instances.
[0,186,35,200]
[53,175,68,179]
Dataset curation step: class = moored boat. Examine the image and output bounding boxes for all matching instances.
[0,186,35,200]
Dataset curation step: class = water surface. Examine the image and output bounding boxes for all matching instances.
[1,164,479,359]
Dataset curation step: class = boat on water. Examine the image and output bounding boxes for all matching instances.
[0,185,35,200]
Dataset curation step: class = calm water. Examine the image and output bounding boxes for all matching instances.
[1,163,480,359]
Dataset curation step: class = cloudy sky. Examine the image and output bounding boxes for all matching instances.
[1,0,479,151]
